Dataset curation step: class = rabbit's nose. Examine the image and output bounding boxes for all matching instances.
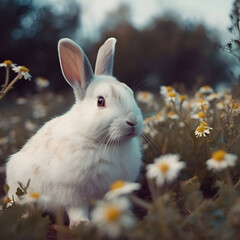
[126,112,138,126]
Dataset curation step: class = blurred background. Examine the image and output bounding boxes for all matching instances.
[0,0,239,95]
[1,0,240,196]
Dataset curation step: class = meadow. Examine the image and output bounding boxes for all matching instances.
[1,63,240,240]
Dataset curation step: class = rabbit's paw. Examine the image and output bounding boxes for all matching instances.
[67,206,89,229]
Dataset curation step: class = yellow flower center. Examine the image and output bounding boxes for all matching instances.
[110,180,125,191]
[155,114,162,120]
[144,117,152,124]
[4,60,13,66]
[197,111,205,118]
[168,111,176,116]
[105,205,121,222]
[159,163,169,173]
[212,150,226,162]
[233,103,238,109]
[196,125,206,133]
[211,93,217,98]
[179,94,186,101]
[20,66,29,72]
[202,85,211,90]
[166,86,172,92]
[168,91,176,98]
[29,192,40,199]
[198,98,205,104]
[142,92,150,99]
[4,196,11,204]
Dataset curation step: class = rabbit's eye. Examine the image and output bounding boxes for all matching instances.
[97,96,105,107]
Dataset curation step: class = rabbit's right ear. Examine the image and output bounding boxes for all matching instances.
[58,38,93,100]
[95,38,117,76]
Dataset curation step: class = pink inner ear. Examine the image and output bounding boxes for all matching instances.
[59,41,84,87]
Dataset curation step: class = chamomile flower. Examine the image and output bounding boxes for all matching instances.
[160,85,174,96]
[16,97,28,105]
[0,60,16,68]
[164,90,178,104]
[191,111,206,121]
[24,120,37,132]
[216,101,226,110]
[146,154,185,187]
[105,180,140,199]
[153,111,166,123]
[195,121,213,138]
[12,65,32,80]
[179,94,187,102]
[206,150,237,171]
[35,77,50,90]
[19,192,50,205]
[91,197,135,238]
[136,91,154,104]
[193,98,209,111]
[232,102,239,112]
[206,92,218,102]
[199,85,214,95]
[168,111,179,120]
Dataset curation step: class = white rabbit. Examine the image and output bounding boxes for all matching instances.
[5,37,143,228]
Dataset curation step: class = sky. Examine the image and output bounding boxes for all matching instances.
[44,0,234,42]
[77,0,234,42]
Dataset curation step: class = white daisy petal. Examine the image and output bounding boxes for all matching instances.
[146,154,185,187]
[206,150,237,171]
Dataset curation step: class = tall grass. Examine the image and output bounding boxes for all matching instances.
[1,66,240,239]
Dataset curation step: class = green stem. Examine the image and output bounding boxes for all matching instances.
[1,66,10,89]
[171,100,198,175]
[225,168,233,187]
[129,195,151,210]
[0,73,21,100]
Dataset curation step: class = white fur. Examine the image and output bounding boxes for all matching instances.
[5,38,143,228]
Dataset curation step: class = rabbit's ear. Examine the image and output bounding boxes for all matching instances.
[58,38,93,99]
[95,38,117,76]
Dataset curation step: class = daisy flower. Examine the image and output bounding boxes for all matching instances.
[191,111,206,121]
[164,90,178,104]
[153,111,165,123]
[206,150,237,171]
[16,97,28,105]
[146,154,186,187]
[160,85,174,97]
[232,102,239,112]
[198,85,214,95]
[206,92,218,102]
[193,98,209,111]
[24,120,37,132]
[91,197,135,238]
[12,65,32,80]
[0,60,16,68]
[195,121,213,138]
[216,101,225,110]
[179,94,187,102]
[35,77,50,89]
[136,91,154,104]
[19,192,50,205]
[105,180,140,199]
[168,111,179,120]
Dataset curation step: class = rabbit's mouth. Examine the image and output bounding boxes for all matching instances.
[112,127,141,144]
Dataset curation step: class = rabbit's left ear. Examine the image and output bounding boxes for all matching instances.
[58,38,93,100]
[95,38,117,76]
